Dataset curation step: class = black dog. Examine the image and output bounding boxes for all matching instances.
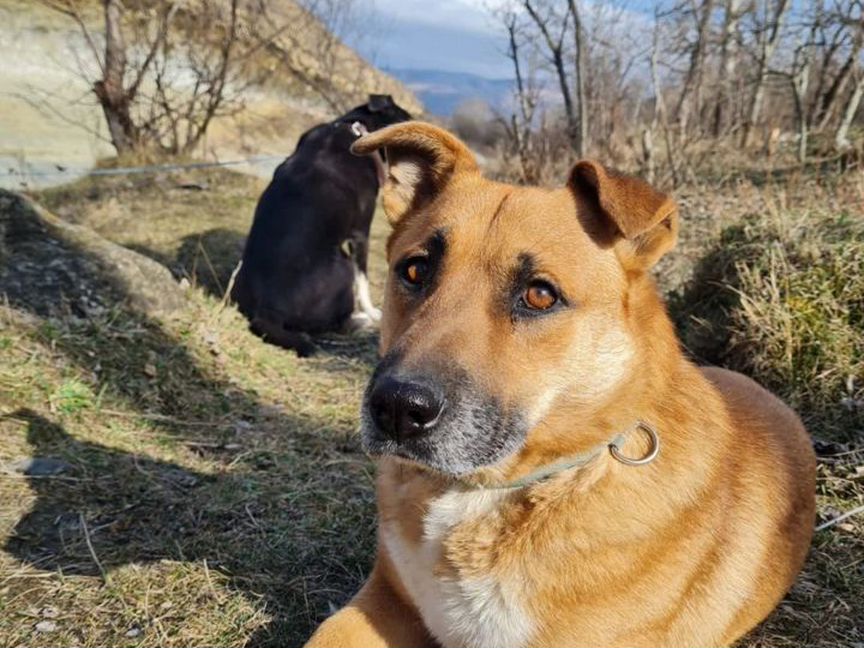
[232,95,411,356]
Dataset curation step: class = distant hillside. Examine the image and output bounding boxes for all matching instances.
[253,2,422,116]
[386,68,513,117]
[0,0,422,188]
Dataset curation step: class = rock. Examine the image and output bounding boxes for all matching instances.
[176,181,208,191]
[125,627,142,638]
[813,438,849,457]
[34,620,57,633]
[159,468,199,489]
[233,420,253,434]
[0,190,186,319]
[5,457,72,476]
[820,506,843,524]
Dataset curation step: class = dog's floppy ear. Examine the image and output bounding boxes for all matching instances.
[368,94,394,112]
[351,121,479,225]
[569,160,678,271]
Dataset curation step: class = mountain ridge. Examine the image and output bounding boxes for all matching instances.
[385,67,513,117]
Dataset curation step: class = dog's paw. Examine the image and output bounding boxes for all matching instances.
[368,307,382,322]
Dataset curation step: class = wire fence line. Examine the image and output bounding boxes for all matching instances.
[1,154,286,179]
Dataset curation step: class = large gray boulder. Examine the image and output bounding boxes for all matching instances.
[0,189,186,318]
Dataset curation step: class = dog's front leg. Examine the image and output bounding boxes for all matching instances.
[305,565,431,648]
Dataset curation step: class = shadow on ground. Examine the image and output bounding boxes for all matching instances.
[4,408,373,646]
[0,192,378,645]
[126,227,247,299]
[666,223,748,366]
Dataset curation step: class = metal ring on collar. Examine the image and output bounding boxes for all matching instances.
[609,421,660,466]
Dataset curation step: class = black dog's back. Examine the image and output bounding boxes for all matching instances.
[232,96,411,355]
[235,125,365,331]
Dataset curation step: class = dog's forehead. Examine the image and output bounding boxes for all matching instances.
[432,179,599,262]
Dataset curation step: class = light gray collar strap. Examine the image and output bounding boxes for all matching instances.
[468,420,660,491]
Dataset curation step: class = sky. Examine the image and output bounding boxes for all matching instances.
[345,0,655,81]
[346,0,513,79]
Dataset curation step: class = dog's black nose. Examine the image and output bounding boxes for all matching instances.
[369,377,444,441]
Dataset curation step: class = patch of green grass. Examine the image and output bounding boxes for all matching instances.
[50,379,95,414]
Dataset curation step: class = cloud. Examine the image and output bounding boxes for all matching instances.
[362,18,511,78]
[365,0,500,35]
[347,0,512,78]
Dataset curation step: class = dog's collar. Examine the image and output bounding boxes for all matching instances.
[350,121,369,137]
[349,121,387,186]
[462,420,660,491]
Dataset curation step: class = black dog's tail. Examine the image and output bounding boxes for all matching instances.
[249,315,317,357]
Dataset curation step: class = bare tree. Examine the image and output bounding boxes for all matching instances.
[39,0,147,152]
[39,0,258,155]
[567,0,588,156]
[674,0,716,138]
[581,1,645,160]
[741,0,790,147]
[500,9,541,181]
[713,0,746,137]
[786,13,821,162]
[148,0,243,154]
[815,3,864,131]
[649,10,680,185]
[486,0,863,180]
[835,68,864,150]
[523,0,587,156]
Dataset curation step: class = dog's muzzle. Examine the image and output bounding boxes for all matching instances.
[360,356,528,476]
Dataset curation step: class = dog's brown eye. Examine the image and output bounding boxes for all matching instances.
[400,257,429,287]
[524,282,558,310]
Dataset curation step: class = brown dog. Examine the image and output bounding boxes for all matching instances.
[305,122,816,647]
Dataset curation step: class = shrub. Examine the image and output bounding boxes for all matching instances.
[451,99,506,149]
[671,207,863,441]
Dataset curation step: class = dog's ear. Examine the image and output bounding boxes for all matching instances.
[351,121,479,225]
[568,160,678,271]
[368,94,394,112]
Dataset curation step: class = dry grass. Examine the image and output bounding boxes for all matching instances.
[667,171,864,646]
[0,165,862,646]
[36,167,266,297]
[2,167,387,646]
[669,172,864,442]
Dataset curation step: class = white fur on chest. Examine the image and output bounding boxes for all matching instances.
[381,488,535,648]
